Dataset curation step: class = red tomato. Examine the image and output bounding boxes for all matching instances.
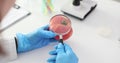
[50,24,71,34]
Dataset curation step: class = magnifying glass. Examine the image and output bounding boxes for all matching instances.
[49,14,72,44]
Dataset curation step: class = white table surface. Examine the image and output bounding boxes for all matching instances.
[1,0,120,63]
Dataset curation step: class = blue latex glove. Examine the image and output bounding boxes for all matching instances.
[47,43,78,63]
[16,25,57,53]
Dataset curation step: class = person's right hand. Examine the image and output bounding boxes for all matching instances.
[47,43,78,63]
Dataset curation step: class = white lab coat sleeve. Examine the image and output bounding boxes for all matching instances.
[0,37,17,61]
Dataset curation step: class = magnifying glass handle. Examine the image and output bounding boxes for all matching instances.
[59,35,64,45]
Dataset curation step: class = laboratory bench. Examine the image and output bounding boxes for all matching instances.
[2,0,120,63]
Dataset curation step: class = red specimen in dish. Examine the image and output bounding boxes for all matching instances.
[49,15,73,40]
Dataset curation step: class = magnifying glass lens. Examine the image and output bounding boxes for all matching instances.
[49,14,73,41]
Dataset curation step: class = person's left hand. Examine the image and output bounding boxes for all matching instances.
[16,25,57,53]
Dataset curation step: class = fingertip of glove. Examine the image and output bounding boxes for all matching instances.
[47,56,56,62]
[47,59,50,62]
[49,51,52,55]
[49,50,56,55]
[50,32,57,37]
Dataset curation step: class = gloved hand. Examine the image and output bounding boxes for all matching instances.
[47,43,78,63]
[16,25,57,53]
